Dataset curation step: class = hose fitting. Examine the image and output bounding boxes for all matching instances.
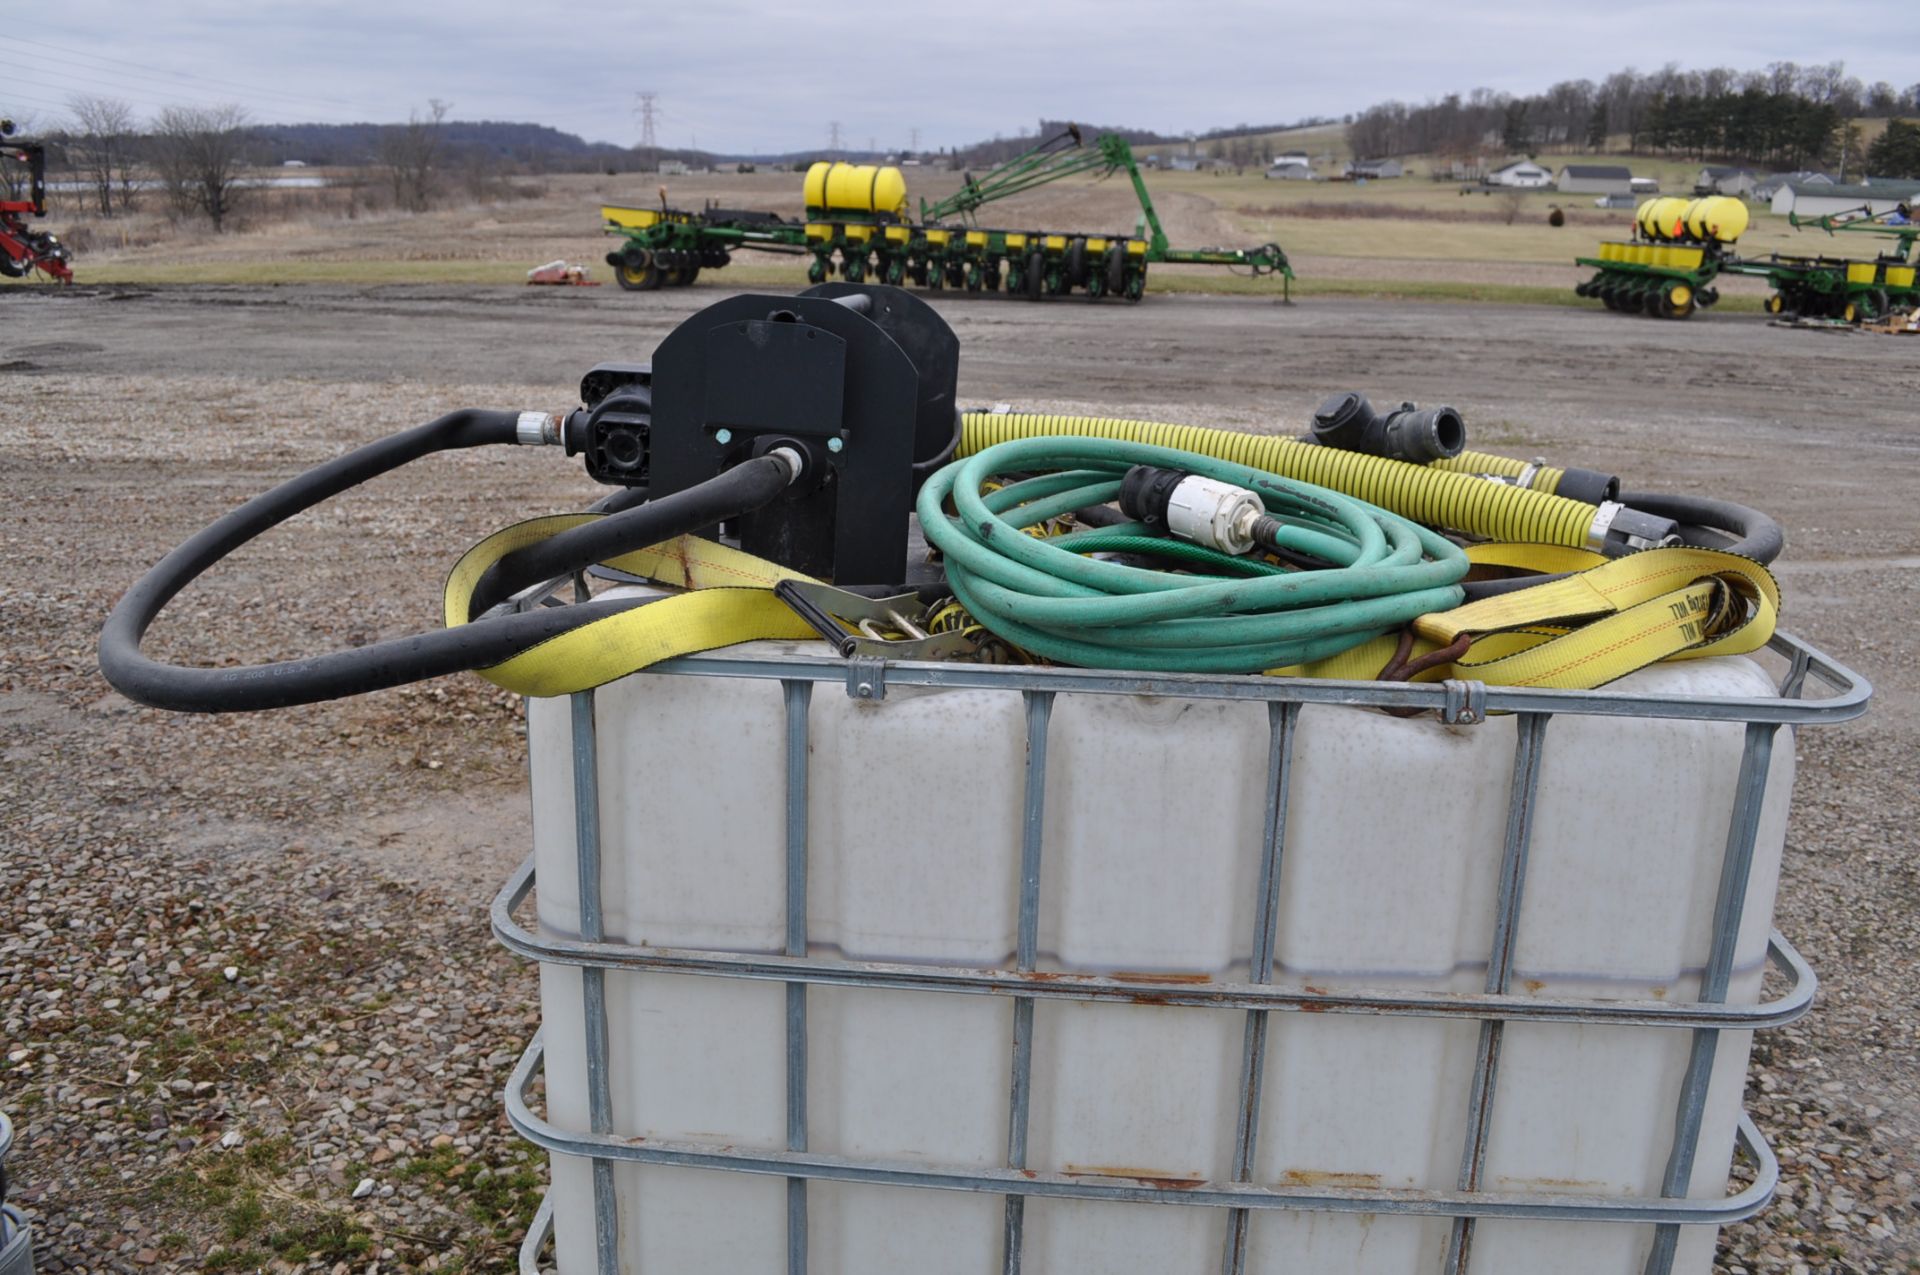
[1588,501,1680,554]
[1119,465,1264,555]
[1311,391,1466,464]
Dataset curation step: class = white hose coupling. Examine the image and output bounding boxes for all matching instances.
[1166,475,1265,556]
[515,411,564,446]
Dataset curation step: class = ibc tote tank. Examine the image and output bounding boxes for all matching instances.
[515,626,1839,1275]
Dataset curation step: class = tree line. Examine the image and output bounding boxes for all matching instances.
[1346,62,1920,175]
[14,96,536,231]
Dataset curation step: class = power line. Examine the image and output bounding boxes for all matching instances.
[2,32,359,110]
[0,44,359,116]
[0,58,371,126]
[0,65,228,117]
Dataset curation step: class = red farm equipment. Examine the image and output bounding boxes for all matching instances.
[2,119,75,284]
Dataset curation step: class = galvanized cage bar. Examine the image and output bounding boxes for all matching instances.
[567,690,618,1275]
[1444,711,1550,1274]
[1643,720,1780,1275]
[506,1037,1784,1221]
[494,861,1819,1028]
[1220,702,1299,1275]
[500,631,1866,1275]
[1001,690,1053,1275]
[782,680,812,1275]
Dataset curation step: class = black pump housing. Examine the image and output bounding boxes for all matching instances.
[573,285,960,585]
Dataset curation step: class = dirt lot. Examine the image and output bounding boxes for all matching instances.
[2,283,1916,1273]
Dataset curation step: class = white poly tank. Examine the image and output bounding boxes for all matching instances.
[527,642,1794,1275]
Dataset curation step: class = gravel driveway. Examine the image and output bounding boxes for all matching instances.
[2,285,1914,1273]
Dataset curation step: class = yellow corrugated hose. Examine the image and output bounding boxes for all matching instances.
[1430,449,1567,492]
[959,413,1596,548]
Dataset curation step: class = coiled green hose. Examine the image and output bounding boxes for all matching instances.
[960,413,1599,549]
[918,436,1468,673]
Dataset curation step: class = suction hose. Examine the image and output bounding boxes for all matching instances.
[1430,451,1621,505]
[960,412,1633,551]
[1618,490,1783,564]
[919,436,1468,673]
[98,410,799,712]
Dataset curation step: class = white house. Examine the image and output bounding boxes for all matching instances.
[1264,159,1314,180]
[1772,179,1920,218]
[1556,164,1633,195]
[1486,160,1552,188]
[1696,166,1756,197]
[1753,171,1831,202]
[1346,158,1403,179]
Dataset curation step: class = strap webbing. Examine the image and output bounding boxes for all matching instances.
[445,520,1778,698]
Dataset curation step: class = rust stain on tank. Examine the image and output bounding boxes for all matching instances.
[1523,978,1546,994]
[1279,1169,1384,1189]
[1064,1165,1205,1191]
[1112,970,1214,985]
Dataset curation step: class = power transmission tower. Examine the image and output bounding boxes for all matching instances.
[634,91,659,170]
[909,127,920,154]
[828,120,843,154]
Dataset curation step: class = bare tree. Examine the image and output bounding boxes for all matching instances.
[68,94,136,216]
[381,99,449,212]
[151,103,252,230]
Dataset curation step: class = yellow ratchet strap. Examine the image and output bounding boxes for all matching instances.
[443,515,818,698]
[1276,544,1778,689]
[448,518,1778,698]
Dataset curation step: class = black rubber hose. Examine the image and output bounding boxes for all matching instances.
[99,410,782,713]
[98,410,620,712]
[1459,490,1782,601]
[464,455,795,616]
[1618,490,1783,564]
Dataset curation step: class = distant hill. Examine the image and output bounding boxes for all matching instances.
[106,114,1344,176]
[251,120,633,169]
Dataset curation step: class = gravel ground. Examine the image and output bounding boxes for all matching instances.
[1,287,1916,1274]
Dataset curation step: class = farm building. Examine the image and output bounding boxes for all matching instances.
[1696,166,1758,197]
[1485,160,1552,188]
[1264,159,1314,180]
[1753,171,1832,202]
[1771,179,1920,218]
[1346,159,1403,179]
[1557,164,1633,195]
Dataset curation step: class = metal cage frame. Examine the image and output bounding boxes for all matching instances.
[493,630,1867,1275]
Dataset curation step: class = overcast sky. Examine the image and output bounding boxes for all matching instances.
[5,1,1916,153]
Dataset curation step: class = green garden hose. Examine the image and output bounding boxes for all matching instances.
[917,436,1468,673]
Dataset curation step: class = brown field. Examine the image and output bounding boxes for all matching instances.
[9,145,1883,307]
